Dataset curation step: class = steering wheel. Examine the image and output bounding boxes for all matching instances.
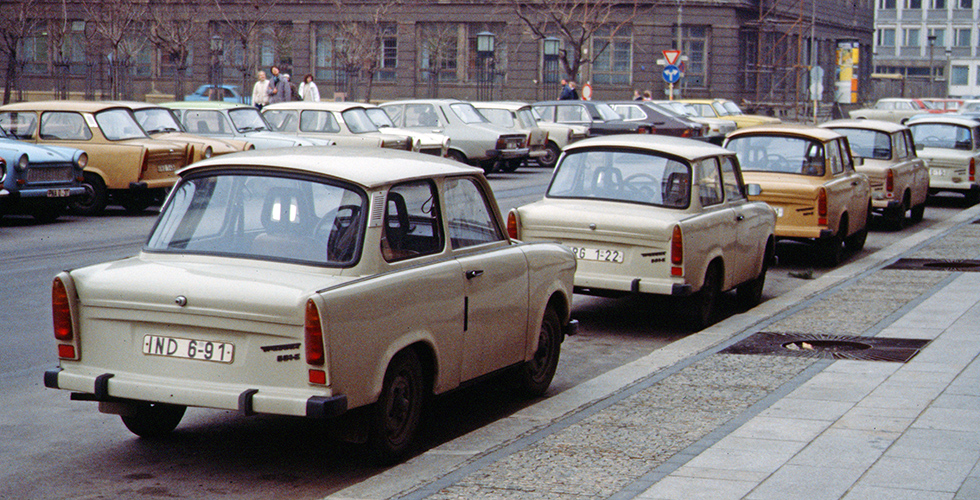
[764,154,790,172]
[315,204,361,240]
[623,173,661,200]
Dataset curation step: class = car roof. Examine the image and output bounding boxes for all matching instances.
[381,99,466,106]
[820,119,908,133]
[563,134,733,160]
[0,100,134,113]
[471,101,531,110]
[727,124,844,141]
[106,101,167,110]
[262,101,367,112]
[906,115,980,126]
[182,146,483,189]
[161,101,253,110]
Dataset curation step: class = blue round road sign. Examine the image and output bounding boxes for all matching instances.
[662,64,681,84]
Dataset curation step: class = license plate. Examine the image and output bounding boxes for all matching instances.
[930,168,945,177]
[47,188,71,198]
[142,335,234,363]
[157,164,177,172]
[569,245,624,263]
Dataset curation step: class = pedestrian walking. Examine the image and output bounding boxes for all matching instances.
[563,81,579,100]
[252,70,270,109]
[267,65,292,104]
[558,79,573,100]
[298,74,320,102]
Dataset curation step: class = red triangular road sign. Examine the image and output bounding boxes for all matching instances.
[663,50,681,66]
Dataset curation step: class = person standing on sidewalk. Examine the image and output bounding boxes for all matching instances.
[252,70,270,109]
[298,74,320,102]
[267,65,291,104]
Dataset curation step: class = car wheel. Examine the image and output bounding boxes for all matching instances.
[369,349,426,464]
[691,262,721,329]
[70,173,108,216]
[822,228,844,266]
[32,201,66,223]
[845,209,869,252]
[737,242,771,309]
[910,202,925,223]
[515,306,562,397]
[965,189,980,206]
[887,194,909,230]
[538,142,561,168]
[121,402,186,438]
[446,150,467,164]
[120,193,153,214]
[499,159,522,173]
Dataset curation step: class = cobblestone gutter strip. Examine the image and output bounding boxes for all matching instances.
[327,207,980,500]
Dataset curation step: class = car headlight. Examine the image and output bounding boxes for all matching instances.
[76,152,88,169]
[17,154,28,172]
[0,158,6,182]
[204,146,213,159]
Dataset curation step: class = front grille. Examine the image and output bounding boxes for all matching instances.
[27,164,74,184]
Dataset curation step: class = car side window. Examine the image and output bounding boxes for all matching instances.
[893,132,908,159]
[0,111,38,139]
[183,110,229,134]
[404,104,441,127]
[382,181,444,262]
[300,110,340,133]
[556,105,587,123]
[443,177,503,249]
[696,158,724,207]
[826,140,844,174]
[719,156,745,202]
[382,105,404,126]
[39,112,93,141]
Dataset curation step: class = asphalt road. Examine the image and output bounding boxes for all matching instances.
[0,164,969,499]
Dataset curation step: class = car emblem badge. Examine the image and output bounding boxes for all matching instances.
[175,296,188,307]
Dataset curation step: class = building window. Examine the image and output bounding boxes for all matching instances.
[933,0,946,7]
[928,28,945,46]
[878,28,896,46]
[418,23,460,83]
[903,28,920,46]
[378,24,397,82]
[20,26,48,75]
[672,26,708,87]
[592,25,633,86]
[880,0,896,8]
[951,65,969,85]
[959,0,972,8]
[955,28,972,46]
[906,0,922,8]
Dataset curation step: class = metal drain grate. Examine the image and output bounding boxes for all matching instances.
[884,258,980,272]
[721,332,930,362]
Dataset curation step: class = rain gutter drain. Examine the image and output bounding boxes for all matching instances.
[721,332,930,362]
[885,258,980,272]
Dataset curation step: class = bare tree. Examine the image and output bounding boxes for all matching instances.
[81,0,149,99]
[328,0,401,102]
[211,0,280,104]
[149,0,201,101]
[501,0,647,82]
[0,0,42,104]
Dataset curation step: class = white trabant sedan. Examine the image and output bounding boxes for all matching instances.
[507,135,776,327]
[907,116,980,204]
[821,119,929,226]
[46,147,577,462]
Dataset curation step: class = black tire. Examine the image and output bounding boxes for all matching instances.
[70,173,108,216]
[845,209,869,252]
[887,195,909,230]
[31,201,66,223]
[499,159,522,173]
[538,142,561,168]
[368,349,426,463]
[515,307,562,397]
[910,202,925,223]
[822,230,843,266]
[121,402,186,438]
[691,262,721,329]
[446,150,467,164]
[737,243,770,309]
[120,193,153,214]
[965,189,980,206]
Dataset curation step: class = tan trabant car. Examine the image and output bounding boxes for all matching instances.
[508,135,776,327]
[120,101,253,161]
[262,101,411,151]
[45,147,577,462]
[907,116,980,205]
[821,119,929,227]
[680,98,781,129]
[0,101,189,215]
[724,125,872,265]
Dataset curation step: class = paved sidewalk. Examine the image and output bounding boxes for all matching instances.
[327,203,980,500]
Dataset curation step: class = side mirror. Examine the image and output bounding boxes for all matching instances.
[746,183,762,196]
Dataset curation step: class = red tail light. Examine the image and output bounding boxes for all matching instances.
[817,187,828,226]
[52,276,78,360]
[305,300,325,366]
[970,158,976,182]
[140,150,149,176]
[507,211,519,240]
[671,225,683,275]
[886,169,894,193]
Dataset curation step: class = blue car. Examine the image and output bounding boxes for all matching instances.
[184,84,246,104]
[0,126,87,222]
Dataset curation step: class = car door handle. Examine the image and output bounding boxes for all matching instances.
[735,214,745,221]
[465,270,484,280]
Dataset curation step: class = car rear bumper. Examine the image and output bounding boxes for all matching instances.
[45,367,348,419]
[574,274,692,296]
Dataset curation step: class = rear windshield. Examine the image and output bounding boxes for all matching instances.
[548,149,692,208]
[726,135,827,176]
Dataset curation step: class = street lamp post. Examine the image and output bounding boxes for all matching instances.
[476,31,495,101]
[927,35,936,97]
[543,36,560,100]
[210,35,224,101]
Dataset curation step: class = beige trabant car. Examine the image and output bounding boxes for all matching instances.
[724,125,872,265]
[907,116,980,205]
[472,101,547,172]
[0,101,189,215]
[262,101,411,151]
[849,98,935,124]
[45,147,577,462]
[508,135,776,327]
[821,119,929,226]
[119,101,253,161]
[680,98,781,129]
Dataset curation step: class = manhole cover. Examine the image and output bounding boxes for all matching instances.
[885,258,980,272]
[722,332,930,362]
